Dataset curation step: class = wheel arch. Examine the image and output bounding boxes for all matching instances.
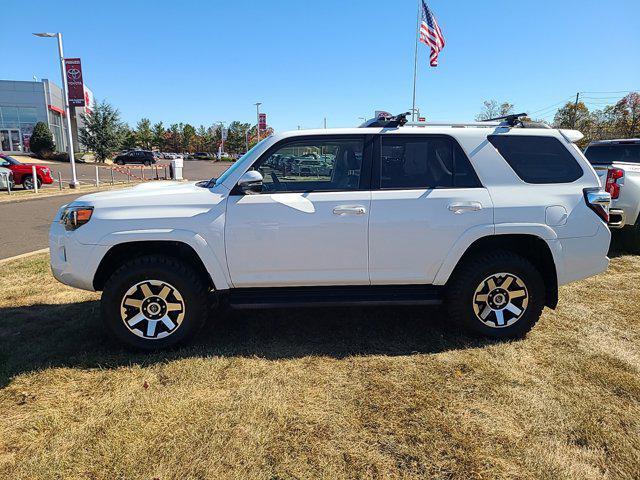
[93,240,219,292]
[437,233,559,309]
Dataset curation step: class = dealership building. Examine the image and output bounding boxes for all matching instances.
[0,79,93,154]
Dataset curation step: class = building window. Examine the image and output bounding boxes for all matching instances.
[1,107,19,128]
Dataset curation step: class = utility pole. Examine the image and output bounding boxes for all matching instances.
[254,102,262,142]
[572,92,580,129]
[323,117,327,129]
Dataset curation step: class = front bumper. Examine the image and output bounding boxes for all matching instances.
[49,219,108,291]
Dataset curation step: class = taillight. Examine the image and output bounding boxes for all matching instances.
[605,167,624,199]
[584,188,611,223]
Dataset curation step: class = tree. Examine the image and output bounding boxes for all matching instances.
[29,121,55,155]
[78,100,125,162]
[612,93,640,138]
[152,122,166,151]
[475,100,515,121]
[120,125,138,151]
[225,121,251,154]
[553,101,591,129]
[136,118,153,150]
[167,123,183,152]
[182,124,196,153]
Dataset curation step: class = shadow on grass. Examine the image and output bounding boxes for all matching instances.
[0,299,498,387]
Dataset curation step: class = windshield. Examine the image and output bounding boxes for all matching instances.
[0,155,19,166]
[211,138,270,186]
[584,144,640,165]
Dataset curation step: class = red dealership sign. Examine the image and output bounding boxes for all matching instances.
[64,58,85,107]
[258,113,267,130]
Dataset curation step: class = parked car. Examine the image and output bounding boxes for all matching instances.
[50,114,611,350]
[0,154,54,189]
[192,152,213,160]
[584,138,640,252]
[291,158,332,176]
[113,150,156,166]
[0,166,14,190]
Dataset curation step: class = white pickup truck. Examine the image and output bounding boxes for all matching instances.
[585,139,640,252]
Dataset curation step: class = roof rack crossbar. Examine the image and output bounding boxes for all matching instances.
[481,112,528,127]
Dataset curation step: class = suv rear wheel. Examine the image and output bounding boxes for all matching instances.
[445,250,545,338]
[101,255,210,350]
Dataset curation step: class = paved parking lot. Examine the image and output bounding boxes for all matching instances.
[0,160,231,260]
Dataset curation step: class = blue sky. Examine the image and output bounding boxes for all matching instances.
[2,0,639,131]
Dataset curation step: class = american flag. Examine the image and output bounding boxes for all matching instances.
[419,1,445,67]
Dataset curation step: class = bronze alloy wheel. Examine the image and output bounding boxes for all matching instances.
[472,272,529,328]
[120,280,185,340]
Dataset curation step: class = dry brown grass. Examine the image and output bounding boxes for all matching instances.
[0,253,639,480]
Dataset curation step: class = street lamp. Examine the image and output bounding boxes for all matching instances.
[214,121,226,159]
[33,32,79,188]
[254,102,262,142]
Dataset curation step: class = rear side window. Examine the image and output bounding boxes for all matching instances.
[488,135,583,184]
[379,135,480,189]
[584,144,640,165]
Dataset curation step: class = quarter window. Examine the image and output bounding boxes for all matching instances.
[488,135,583,184]
[253,137,364,192]
[379,136,480,189]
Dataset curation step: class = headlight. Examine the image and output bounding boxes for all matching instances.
[60,206,94,231]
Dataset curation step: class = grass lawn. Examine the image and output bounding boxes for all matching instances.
[0,253,639,479]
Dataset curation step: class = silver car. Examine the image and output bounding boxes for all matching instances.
[0,166,14,190]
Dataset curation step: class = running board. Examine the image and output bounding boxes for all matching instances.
[226,285,443,309]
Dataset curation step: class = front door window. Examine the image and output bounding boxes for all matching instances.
[255,138,364,193]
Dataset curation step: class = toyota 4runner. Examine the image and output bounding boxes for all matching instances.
[50,114,612,349]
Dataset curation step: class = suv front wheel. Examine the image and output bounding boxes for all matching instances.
[445,250,545,338]
[101,255,210,350]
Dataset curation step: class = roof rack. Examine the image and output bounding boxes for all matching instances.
[359,111,551,130]
[360,112,411,128]
[481,112,528,126]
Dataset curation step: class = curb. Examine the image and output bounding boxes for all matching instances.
[0,248,49,265]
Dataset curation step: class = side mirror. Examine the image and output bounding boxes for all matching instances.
[236,170,263,194]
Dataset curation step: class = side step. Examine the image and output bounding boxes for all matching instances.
[227,285,443,309]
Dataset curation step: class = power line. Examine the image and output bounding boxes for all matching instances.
[528,97,574,116]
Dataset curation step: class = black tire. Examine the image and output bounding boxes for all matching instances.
[22,175,41,190]
[445,250,545,339]
[619,220,640,254]
[116,159,124,165]
[101,255,210,350]
[144,160,151,166]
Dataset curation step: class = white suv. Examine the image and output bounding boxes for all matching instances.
[50,114,611,349]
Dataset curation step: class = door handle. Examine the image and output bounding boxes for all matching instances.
[333,205,367,216]
[448,202,482,214]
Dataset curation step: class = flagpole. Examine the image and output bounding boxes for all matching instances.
[411,0,421,122]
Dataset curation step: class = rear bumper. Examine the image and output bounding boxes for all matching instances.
[608,209,626,229]
[557,224,611,286]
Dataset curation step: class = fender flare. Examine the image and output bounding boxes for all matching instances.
[96,228,231,290]
[433,223,562,285]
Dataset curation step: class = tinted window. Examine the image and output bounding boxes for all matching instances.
[380,136,480,189]
[488,135,583,184]
[584,144,640,165]
[253,137,364,192]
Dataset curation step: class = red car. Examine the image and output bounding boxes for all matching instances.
[0,154,54,189]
